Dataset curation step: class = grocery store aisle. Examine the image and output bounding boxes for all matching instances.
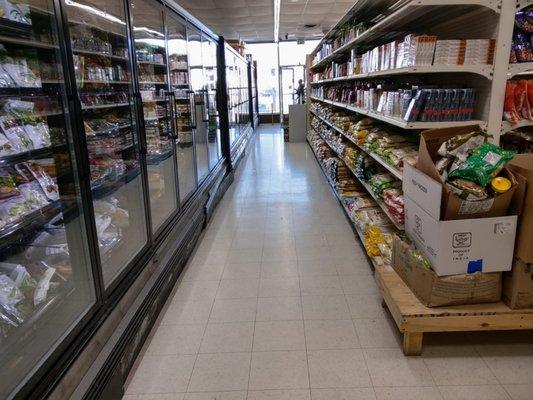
[124,125,533,400]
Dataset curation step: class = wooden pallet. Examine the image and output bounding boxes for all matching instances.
[375,264,533,356]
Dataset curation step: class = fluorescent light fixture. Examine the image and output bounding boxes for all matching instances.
[273,0,280,42]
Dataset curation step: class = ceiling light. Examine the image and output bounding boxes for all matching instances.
[273,0,280,42]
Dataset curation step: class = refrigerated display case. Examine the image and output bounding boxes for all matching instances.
[130,0,178,234]
[225,43,252,164]
[64,0,150,288]
[0,0,251,398]
[167,12,197,204]
[0,1,96,397]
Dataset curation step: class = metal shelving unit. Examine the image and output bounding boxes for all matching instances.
[310,109,404,179]
[308,0,520,144]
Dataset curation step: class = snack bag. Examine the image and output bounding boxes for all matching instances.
[448,142,516,187]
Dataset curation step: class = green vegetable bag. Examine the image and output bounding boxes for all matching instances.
[448,142,515,187]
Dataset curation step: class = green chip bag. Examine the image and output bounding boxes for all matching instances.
[448,142,515,187]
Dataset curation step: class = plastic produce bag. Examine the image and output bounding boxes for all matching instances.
[448,143,516,187]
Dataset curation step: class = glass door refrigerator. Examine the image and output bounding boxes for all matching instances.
[225,47,239,147]
[62,0,149,288]
[0,1,96,397]
[166,11,196,203]
[187,26,208,184]
[202,35,221,171]
[130,0,178,234]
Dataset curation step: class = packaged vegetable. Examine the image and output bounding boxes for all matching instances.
[437,131,486,158]
[0,274,24,323]
[448,143,516,187]
[0,169,20,199]
[446,179,488,201]
[0,132,14,156]
[0,115,33,152]
[24,162,59,201]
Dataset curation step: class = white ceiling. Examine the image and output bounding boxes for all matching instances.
[177,0,355,42]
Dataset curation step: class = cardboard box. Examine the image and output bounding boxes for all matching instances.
[503,258,533,309]
[508,154,533,263]
[404,163,517,276]
[418,126,517,220]
[392,236,502,307]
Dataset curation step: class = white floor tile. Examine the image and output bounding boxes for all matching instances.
[200,322,254,353]
[308,349,371,388]
[311,388,376,400]
[249,351,309,390]
[188,353,251,392]
[256,297,302,321]
[253,321,306,351]
[304,319,360,350]
[247,389,311,400]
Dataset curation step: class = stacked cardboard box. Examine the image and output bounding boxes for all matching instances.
[503,155,533,308]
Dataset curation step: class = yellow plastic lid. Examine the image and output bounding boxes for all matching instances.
[491,177,512,194]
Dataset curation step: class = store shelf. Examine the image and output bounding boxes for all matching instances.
[142,97,166,103]
[138,61,167,67]
[508,62,533,77]
[92,166,141,200]
[311,126,404,230]
[78,80,130,85]
[82,102,130,110]
[311,64,494,83]
[310,110,404,180]
[0,145,66,166]
[139,81,167,85]
[310,0,499,70]
[501,119,533,134]
[0,35,58,49]
[0,201,63,247]
[147,150,173,165]
[310,97,483,130]
[307,139,382,270]
[72,48,128,61]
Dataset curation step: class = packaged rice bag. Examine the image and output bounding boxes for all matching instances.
[448,143,516,187]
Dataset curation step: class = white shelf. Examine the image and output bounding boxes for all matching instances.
[501,119,533,134]
[508,63,533,78]
[310,97,484,130]
[82,102,130,110]
[311,64,494,83]
[73,48,127,61]
[310,0,499,70]
[311,126,404,231]
[310,110,404,180]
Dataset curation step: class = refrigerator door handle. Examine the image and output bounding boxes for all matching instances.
[167,91,179,140]
[187,90,197,129]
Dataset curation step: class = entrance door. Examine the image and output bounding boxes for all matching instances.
[280,65,305,117]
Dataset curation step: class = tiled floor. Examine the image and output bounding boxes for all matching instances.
[124,125,533,400]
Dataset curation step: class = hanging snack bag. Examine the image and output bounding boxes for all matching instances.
[448,142,516,187]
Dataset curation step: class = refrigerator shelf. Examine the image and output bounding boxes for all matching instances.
[72,48,128,61]
[0,200,63,248]
[91,166,141,200]
[147,150,173,165]
[0,144,67,167]
[0,35,59,49]
[82,102,130,110]
[138,61,167,67]
[0,282,75,361]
